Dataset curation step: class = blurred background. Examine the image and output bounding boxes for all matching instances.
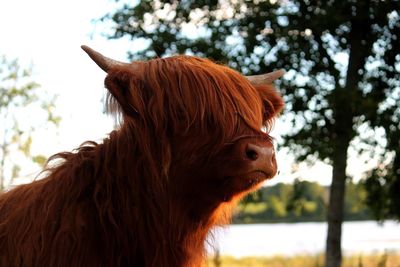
[0,0,399,266]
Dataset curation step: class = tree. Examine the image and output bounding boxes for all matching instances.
[287,179,327,220]
[364,146,400,221]
[236,180,371,223]
[363,71,400,222]
[102,1,400,266]
[0,56,60,191]
[344,181,370,221]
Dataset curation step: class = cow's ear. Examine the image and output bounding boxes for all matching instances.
[104,68,140,118]
[257,84,284,118]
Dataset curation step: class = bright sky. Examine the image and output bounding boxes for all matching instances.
[1,0,372,187]
[0,0,125,183]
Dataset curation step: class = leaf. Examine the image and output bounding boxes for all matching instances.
[11,165,21,180]
[19,136,32,156]
[32,155,47,167]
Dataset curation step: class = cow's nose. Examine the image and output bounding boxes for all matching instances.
[245,143,277,178]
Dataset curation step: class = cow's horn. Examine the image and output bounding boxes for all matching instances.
[81,45,129,72]
[246,69,285,85]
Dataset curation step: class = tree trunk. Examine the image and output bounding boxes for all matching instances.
[325,141,349,267]
[325,4,371,265]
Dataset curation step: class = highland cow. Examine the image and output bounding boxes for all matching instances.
[0,45,284,267]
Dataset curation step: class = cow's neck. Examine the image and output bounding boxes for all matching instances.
[163,209,216,267]
[94,129,216,266]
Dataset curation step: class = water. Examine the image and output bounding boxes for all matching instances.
[208,221,400,257]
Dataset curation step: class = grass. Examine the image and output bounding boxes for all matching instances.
[206,252,400,267]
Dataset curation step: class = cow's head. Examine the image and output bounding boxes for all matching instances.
[82,46,284,223]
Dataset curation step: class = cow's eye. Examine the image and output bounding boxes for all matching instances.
[262,105,272,122]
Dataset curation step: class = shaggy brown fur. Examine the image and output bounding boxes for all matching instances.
[0,55,284,267]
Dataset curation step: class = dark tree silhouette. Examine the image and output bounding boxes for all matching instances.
[102,1,400,266]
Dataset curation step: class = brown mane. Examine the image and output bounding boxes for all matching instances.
[0,55,283,267]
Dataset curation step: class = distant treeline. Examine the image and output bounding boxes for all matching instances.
[233,180,372,224]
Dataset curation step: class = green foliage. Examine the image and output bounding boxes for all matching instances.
[345,180,370,220]
[0,56,59,190]
[234,180,371,224]
[287,179,326,218]
[363,153,400,221]
[32,155,48,166]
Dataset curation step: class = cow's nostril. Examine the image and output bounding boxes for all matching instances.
[243,142,277,179]
[245,147,259,161]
